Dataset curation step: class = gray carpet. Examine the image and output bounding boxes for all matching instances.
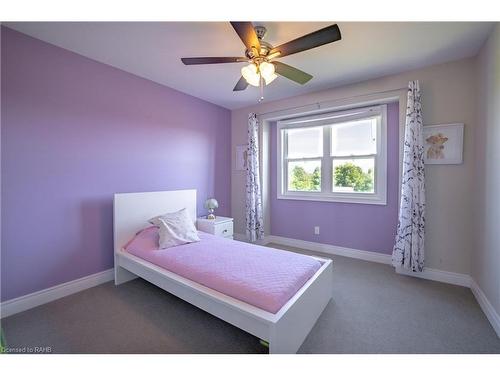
[2,244,499,354]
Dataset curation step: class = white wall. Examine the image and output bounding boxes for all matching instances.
[473,24,500,316]
[232,57,478,275]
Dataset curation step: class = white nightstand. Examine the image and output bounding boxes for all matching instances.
[197,216,234,239]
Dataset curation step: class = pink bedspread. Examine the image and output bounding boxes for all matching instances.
[124,227,322,313]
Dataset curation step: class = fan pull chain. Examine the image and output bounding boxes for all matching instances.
[258,75,264,103]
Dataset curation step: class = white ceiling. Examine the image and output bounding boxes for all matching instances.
[5,22,494,109]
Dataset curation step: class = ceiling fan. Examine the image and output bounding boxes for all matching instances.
[181,22,342,97]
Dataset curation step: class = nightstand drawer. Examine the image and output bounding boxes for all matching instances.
[197,216,234,239]
[213,221,233,238]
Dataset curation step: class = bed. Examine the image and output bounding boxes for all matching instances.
[113,189,333,354]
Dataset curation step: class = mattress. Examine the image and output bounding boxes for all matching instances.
[123,227,322,313]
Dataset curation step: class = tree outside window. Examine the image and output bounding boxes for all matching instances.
[290,165,321,191]
[334,163,373,192]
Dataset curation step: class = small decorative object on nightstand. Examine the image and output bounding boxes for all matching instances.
[197,216,234,239]
[204,198,219,219]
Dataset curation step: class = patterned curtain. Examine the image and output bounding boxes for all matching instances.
[392,81,426,272]
[245,113,264,242]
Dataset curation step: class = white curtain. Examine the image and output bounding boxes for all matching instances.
[392,80,426,272]
[245,113,264,242]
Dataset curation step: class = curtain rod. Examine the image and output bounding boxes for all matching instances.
[255,86,408,117]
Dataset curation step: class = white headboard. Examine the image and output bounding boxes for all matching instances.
[113,189,197,253]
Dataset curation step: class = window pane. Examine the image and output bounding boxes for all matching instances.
[286,126,323,158]
[331,118,376,156]
[288,160,321,192]
[332,158,375,193]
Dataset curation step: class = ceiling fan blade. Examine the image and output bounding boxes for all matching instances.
[270,24,341,58]
[273,61,313,85]
[233,76,249,91]
[181,57,247,65]
[230,22,261,54]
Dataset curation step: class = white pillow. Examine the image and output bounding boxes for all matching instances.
[149,208,200,249]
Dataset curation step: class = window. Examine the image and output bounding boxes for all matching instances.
[277,105,387,204]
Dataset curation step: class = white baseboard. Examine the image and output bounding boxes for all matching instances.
[264,235,392,265]
[233,233,247,242]
[396,267,472,287]
[234,233,268,246]
[0,269,114,318]
[237,233,472,288]
[470,279,500,338]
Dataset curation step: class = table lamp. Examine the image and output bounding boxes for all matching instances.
[204,198,219,220]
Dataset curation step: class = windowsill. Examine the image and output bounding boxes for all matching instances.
[277,192,387,205]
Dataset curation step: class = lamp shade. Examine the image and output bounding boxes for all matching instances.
[204,198,219,210]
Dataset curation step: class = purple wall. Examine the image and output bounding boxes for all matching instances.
[1,27,231,301]
[270,102,399,253]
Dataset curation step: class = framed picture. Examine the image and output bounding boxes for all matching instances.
[235,145,248,171]
[423,123,464,165]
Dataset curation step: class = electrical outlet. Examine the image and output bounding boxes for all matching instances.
[314,226,320,235]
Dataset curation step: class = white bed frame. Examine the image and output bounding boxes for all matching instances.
[113,189,333,354]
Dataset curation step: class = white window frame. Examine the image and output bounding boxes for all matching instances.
[277,104,387,205]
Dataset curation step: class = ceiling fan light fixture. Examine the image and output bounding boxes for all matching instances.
[241,63,260,87]
[263,72,278,85]
[259,61,277,85]
[182,22,341,96]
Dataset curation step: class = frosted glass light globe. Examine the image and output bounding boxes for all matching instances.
[241,63,260,87]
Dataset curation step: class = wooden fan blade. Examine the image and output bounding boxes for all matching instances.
[233,76,249,91]
[270,24,341,58]
[230,22,261,54]
[273,61,313,85]
[181,57,247,65]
